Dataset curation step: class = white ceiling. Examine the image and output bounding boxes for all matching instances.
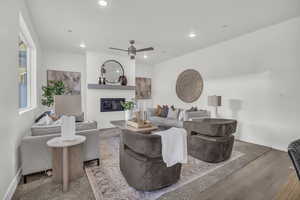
[26,0,300,65]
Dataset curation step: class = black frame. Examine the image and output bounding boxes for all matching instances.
[100,59,124,84]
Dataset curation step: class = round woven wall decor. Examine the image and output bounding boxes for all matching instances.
[176,69,203,103]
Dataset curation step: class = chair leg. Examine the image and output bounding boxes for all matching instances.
[97,159,100,166]
[23,175,27,184]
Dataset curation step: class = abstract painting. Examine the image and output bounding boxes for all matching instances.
[47,70,81,95]
[135,77,151,99]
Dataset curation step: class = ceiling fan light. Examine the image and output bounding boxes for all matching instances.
[188,32,197,38]
[98,0,108,7]
[79,43,86,48]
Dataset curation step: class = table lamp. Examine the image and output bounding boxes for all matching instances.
[208,95,222,118]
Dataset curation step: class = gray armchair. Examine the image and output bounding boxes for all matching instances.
[288,139,300,181]
[184,119,237,163]
[119,129,182,191]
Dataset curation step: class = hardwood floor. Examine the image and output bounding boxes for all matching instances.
[13,140,296,200]
[190,150,292,200]
[276,170,300,200]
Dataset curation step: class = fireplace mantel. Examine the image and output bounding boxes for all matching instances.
[87,84,135,90]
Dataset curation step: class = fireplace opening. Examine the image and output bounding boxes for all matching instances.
[100,98,125,112]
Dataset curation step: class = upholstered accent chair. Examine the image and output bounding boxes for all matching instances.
[288,139,300,181]
[119,129,182,191]
[184,119,237,163]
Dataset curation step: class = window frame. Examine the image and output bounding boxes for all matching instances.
[19,13,37,114]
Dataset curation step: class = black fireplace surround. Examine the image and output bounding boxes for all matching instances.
[100,98,125,112]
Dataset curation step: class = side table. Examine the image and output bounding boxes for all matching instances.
[47,135,86,192]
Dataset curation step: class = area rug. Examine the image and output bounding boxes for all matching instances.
[86,136,244,200]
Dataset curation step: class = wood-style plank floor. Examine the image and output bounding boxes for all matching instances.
[13,139,295,200]
[188,149,292,200]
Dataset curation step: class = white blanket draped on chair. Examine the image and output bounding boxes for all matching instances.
[155,127,188,167]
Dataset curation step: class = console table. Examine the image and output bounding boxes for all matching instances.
[47,135,86,192]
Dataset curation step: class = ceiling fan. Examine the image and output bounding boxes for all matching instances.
[109,40,154,60]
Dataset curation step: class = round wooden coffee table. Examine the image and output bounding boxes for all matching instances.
[47,135,86,192]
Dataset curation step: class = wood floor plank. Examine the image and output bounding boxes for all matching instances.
[276,170,300,200]
[196,150,291,200]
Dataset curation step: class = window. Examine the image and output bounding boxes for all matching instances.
[19,13,37,113]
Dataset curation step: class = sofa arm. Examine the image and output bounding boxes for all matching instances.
[21,134,59,175]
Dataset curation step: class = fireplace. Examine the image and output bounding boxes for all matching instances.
[100,98,125,112]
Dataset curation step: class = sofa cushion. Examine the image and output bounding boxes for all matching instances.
[31,121,97,136]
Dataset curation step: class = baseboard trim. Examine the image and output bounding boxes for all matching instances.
[3,168,21,200]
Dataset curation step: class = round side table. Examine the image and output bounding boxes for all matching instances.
[47,135,86,192]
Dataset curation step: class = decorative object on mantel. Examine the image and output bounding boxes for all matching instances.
[120,101,134,121]
[118,75,128,86]
[47,70,81,95]
[176,69,203,103]
[208,95,222,118]
[100,60,124,84]
[136,77,151,99]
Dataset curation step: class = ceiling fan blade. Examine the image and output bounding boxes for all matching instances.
[109,47,128,52]
[136,47,154,52]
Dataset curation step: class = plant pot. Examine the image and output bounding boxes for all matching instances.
[125,110,133,121]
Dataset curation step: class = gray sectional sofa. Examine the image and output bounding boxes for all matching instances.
[21,121,100,183]
[146,108,210,128]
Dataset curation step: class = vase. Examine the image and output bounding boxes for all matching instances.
[119,75,128,86]
[125,110,132,121]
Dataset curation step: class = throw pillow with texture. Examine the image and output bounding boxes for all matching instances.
[160,105,169,118]
[155,105,163,116]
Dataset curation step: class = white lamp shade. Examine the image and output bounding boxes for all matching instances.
[208,95,222,107]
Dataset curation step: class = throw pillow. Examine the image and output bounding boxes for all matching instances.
[160,105,169,118]
[167,108,179,119]
[36,115,53,126]
[155,105,163,116]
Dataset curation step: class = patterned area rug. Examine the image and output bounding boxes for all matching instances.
[86,136,244,200]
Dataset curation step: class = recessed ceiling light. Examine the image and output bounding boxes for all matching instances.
[98,0,108,7]
[188,32,197,38]
[222,25,229,28]
[80,43,86,48]
[143,54,148,59]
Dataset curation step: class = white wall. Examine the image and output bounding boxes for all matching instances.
[86,52,135,128]
[0,0,43,198]
[153,17,300,151]
[42,50,87,113]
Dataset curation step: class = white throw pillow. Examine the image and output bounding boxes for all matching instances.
[167,109,179,119]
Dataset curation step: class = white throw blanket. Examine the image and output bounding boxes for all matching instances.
[155,127,188,167]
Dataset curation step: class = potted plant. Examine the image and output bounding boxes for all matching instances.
[41,80,66,109]
[120,101,134,121]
